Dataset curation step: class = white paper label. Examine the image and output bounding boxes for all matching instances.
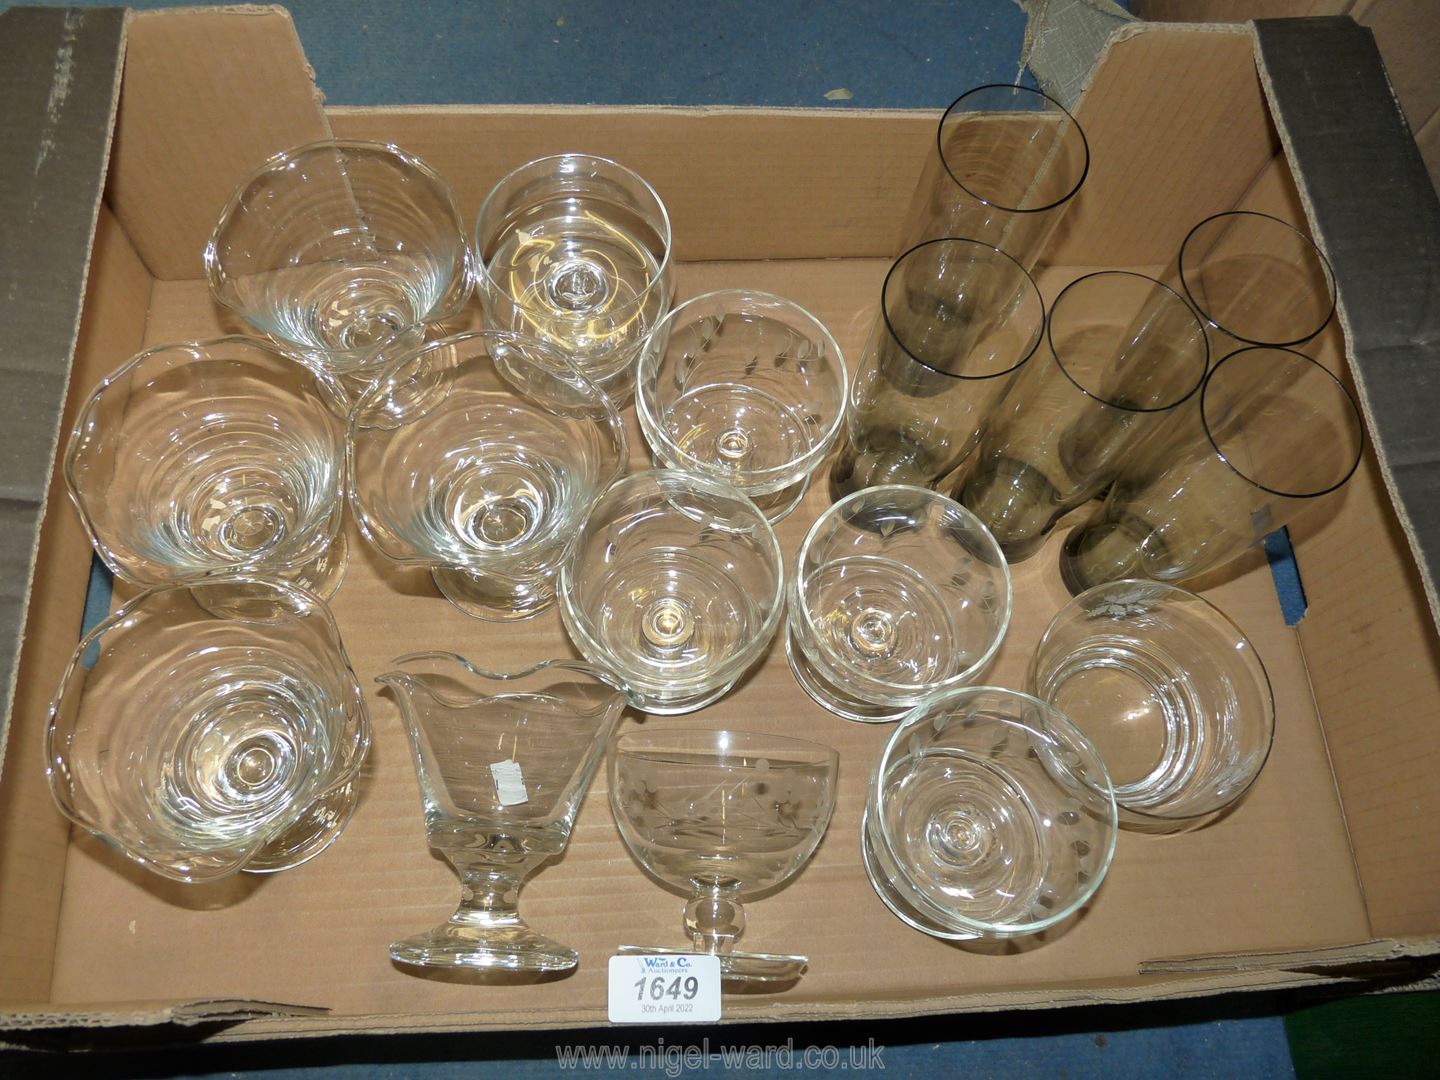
[607,954,722,1023]
[488,760,528,806]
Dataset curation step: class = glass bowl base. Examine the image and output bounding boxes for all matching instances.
[859,802,978,942]
[784,631,912,723]
[391,922,579,972]
[245,778,360,874]
[432,566,555,622]
[616,944,807,984]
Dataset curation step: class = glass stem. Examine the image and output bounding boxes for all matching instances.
[685,884,746,955]
[452,868,526,931]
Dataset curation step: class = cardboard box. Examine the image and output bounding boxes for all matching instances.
[1135,1,1440,189]
[1,5,1437,1041]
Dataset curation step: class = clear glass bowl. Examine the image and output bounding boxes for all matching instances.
[348,330,627,621]
[206,139,472,408]
[558,470,784,715]
[609,728,839,983]
[787,485,1012,722]
[636,289,847,522]
[475,152,673,402]
[64,336,348,600]
[863,686,1116,940]
[1029,580,1275,830]
[45,576,370,882]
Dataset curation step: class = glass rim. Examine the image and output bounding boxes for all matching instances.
[1201,346,1365,499]
[1029,579,1277,823]
[791,484,1013,693]
[635,288,849,491]
[473,151,675,316]
[557,469,786,694]
[64,336,347,586]
[879,237,1046,382]
[869,683,1117,936]
[346,329,628,571]
[1047,271,1210,413]
[379,650,636,707]
[204,139,472,344]
[610,727,839,768]
[1178,210,1338,347]
[936,84,1091,215]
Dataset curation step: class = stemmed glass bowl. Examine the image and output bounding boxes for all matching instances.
[378,652,630,972]
[863,686,1116,940]
[206,139,472,409]
[635,289,848,522]
[65,337,349,601]
[609,728,839,983]
[45,576,370,882]
[558,470,784,714]
[787,485,1012,722]
[349,330,627,620]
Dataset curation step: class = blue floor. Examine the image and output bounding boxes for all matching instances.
[3,1,1299,1075]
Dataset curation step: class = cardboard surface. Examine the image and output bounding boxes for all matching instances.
[0,206,154,1006]
[106,6,332,280]
[1250,16,1440,939]
[1,7,1439,1039]
[38,262,1368,1027]
[1137,2,1440,188]
[327,106,935,263]
[1046,22,1278,268]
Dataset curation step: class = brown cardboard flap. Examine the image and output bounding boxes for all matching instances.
[327,105,935,262]
[0,997,326,1032]
[106,6,331,280]
[1252,16,1440,939]
[1289,451,1440,939]
[1141,938,1440,975]
[1136,1,1349,17]
[1048,24,1278,268]
[0,205,155,1008]
[16,970,1359,1041]
[0,5,128,1007]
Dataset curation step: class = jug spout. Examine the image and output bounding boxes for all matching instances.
[376,651,633,711]
[378,652,630,830]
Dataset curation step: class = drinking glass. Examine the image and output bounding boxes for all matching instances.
[609,729,839,983]
[900,84,1090,266]
[475,153,673,402]
[206,140,472,409]
[65,337,348,599]
[958,272,1210,560]
[1060,346,1365,594]
[788,486,1011,723]
[558,470,784,715]
[863,686,1116,940]
[1171,211,1336,358]
[829,238,1045,499]
[45,577,370,882]
[348,331,627,621]
[636,289,847,523]
[378,652,629,971]
[1030,581,1274,830]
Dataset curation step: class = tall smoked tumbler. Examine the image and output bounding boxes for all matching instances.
[958,271,1210,561]
[900,85,1089,266]
[828,238,1045,500]
[1170,211,1336,360]
[1059,346,1364,594]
